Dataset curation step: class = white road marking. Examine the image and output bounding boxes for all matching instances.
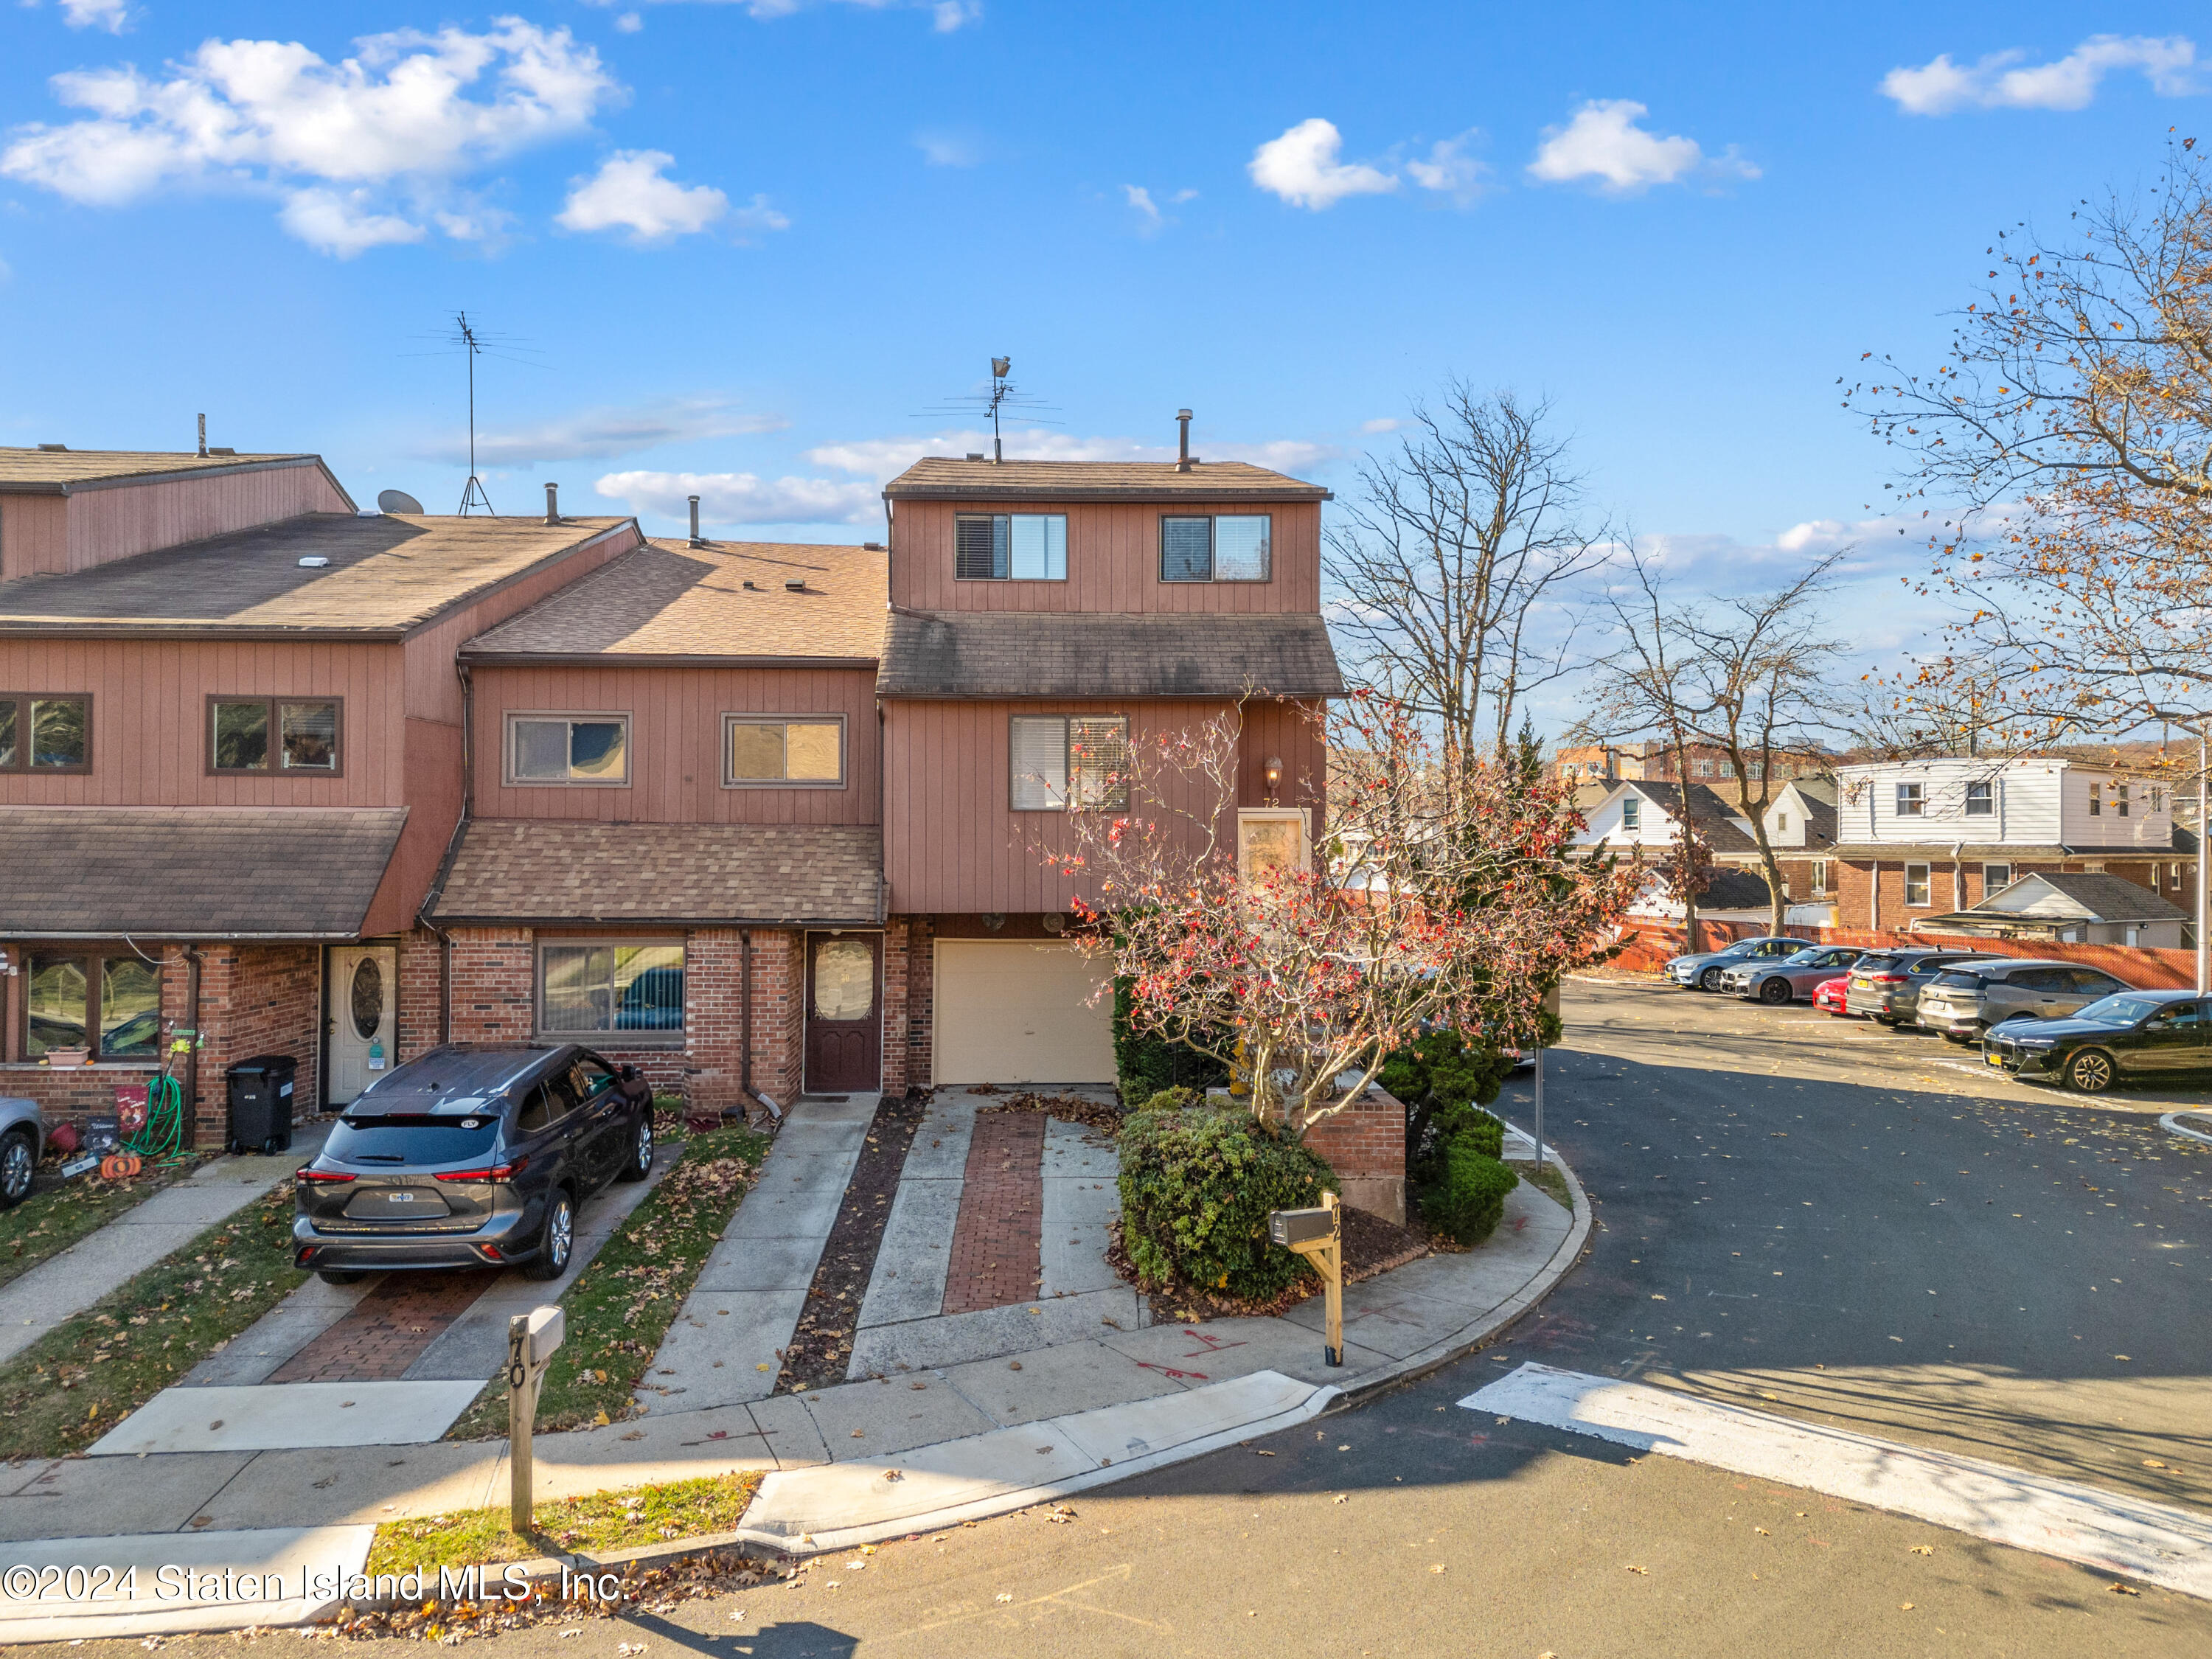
[1462,1363,2212,1599]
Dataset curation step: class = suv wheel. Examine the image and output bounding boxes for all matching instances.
[523,1189,576,1281]
[2065,1048,2116,1093]
[316,1269,366,1287]
[616,1113,653,1183]
[0,1130,35,1209]
[1699,966,1726,992]
[1759,978,1792,1005]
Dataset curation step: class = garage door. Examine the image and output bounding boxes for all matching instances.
[933,939,1116,1085]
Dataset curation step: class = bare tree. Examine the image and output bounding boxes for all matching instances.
[1326,386,1610,782]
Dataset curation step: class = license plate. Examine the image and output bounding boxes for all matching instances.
[345,1187,451,1219]
[1986,1051,2004,1066]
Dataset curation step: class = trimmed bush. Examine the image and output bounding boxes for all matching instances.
[1381,1027,1517,1183]
[1117,1093,1338,1300]
[1419,1137,1518,1246]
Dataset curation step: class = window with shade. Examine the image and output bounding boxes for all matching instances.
[538,942,684,1042]
[1159,515,1271,582]
[1010,714,1127,810]
[209,697,341,774]
[956,513,1067,580]
[1904,862,1932,906]
[24,953,162,1060]
[0,693,91,773]
[507,713,629,786]
[724,716,844,787]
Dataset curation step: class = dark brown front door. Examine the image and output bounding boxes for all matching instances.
[805,933,881,1093]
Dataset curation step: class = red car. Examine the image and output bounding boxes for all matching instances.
[1814,975,1854,1017]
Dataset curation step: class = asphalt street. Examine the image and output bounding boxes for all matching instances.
[36,978,2212,1658]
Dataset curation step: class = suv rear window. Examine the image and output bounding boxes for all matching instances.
[327,1116,500,1166]
[1931,970,1985,989]
[1856,954,1905,973]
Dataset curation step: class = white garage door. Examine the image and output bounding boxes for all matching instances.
[933,939,1116,1085]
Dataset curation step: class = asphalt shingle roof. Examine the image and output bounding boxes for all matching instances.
[0,808,406,936]
[1997,872,2191,923]
[877,609,1344,698]
[428,821,885,926]
[0,448,327,491]
[1626,781,1759,854]
[462,539,886,663]
[883,456,1329,501]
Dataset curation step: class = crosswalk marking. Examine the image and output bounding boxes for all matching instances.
[1461,1363,2212,1601]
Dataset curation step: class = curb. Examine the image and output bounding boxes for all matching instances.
[2162,1110,2212,1148]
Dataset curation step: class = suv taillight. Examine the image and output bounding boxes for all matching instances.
[435,1157,527,1183]
[297,1168,355,1183]
[1871,973,1906,984]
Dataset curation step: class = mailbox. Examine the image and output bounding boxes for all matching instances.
[1270,1206,1338,1248]
[1267,1191,1344,1368]
[506,1305,566,1532]
[507,1304,564,1387]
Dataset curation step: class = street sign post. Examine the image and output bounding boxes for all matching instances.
[1268,1190,1343,1366]
[507,1306,565,1533]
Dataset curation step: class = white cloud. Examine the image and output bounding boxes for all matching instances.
[600,0,981,24]
[1404,130,1488,204]
[594,467,880,526]
[615,13,644,32]
[1881,35,2197,115]
[1248,117,1397,210]
[1527,99,1756,194]
[52,0,131,32]
[1360,417,1403,434]
[557,150,734,242]
[1124,184,1162,231]
[914,128,981,167]
[0,18,618,251]
[929,1,982,29]
[414,397,787,466]
[806,428,1337,484]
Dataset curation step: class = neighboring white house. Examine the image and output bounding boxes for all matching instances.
[1575,777,1840,925]
[1572,779,1757,855]
[1911,872,2188,949]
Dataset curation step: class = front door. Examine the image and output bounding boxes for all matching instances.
[328,945,397,1105]
[805,933,881,1093]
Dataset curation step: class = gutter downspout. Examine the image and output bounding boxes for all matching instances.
[183,944,204,1141]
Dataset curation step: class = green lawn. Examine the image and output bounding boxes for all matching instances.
[446,1124,770,1440]
[0,1152,212,1292]
[1524,1161,1573,1212]
[366,1471,763,1576]
[0,1181,302,1458]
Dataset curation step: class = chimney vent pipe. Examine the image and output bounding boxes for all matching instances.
[197,414,207,458]
[687,494,704,548]
[544,482,560,525]
[1176,408,1193,471]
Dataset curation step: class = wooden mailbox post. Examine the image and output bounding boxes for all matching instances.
[1269,1189,1343,1366]
[507,1305,566,1533]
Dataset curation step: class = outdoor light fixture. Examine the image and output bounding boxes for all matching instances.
[1264,755,1284,798]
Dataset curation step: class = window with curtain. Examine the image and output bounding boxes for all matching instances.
[509,714,630,785]
[955,513,1067,580]
[538,942,684,1039]
[1010,714,1128,810]
[725,717,844,785]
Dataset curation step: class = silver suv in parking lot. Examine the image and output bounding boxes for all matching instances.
[1843,949,2002,1026]
[1913,959,2135,1043]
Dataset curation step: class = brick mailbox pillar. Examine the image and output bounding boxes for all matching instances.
[1298,1087,1407,1226]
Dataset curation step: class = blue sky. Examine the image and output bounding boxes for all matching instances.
[1,2,2202,726]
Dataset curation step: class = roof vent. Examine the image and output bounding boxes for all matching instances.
[742,580,759,591]
[686,494,705,549]
[207,446,236,456]
[1175,408,1193,472]
[297,556,331,569]
[36,443,66,452]
[784,578,807,592]
[863,541,884,552]
[965,452,985,462]
[543,481,560,526]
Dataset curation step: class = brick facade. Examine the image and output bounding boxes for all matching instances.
[1829,855,2174,933]
[1297,1088,1408,1226]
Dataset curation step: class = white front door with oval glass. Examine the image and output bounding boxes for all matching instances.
[329,945,397,1105]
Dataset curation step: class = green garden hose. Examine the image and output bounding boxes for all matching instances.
[125,1072,185,1161]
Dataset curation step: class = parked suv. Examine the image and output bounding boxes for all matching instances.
[1843,949,2003,1027]
[1723,945,1869,1004]
[1664,936,1817,992]
[293,1044,654,1284]
[1913,960,2135,1043]
[0,1096,46,1210]
[1983,989,2212,1093]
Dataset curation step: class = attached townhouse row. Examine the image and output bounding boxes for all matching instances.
[0,439,1339,1148]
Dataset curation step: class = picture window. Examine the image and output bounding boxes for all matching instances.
[24,953,161,1060]
[1011,714,1127,810]
[0,693,91,773]
[1159,515,1271,582]
[538,942,684,1042]
[209,697,340,774]
[508,714,630,785]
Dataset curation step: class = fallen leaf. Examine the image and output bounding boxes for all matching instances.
[620,1430,644,1441]
[1254,1450,1276,1456]
[1009,1360,1023,1371]
[1899,1602,1914,1611]
[1910,1545,1933,1556]
[2144,1458,2169,1470]
[757,1363,772,1373]
[1429,1564,1445,1573]
[995,1593,1012,1604]
[2110,1582,2140,1596]
[1624,1564,1648,1574]
[1332,1495,1347,1504]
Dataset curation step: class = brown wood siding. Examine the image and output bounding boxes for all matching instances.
[0,636,404,807]
[0,495,69,580]
[62,467,352,574]
[883,696,1327,914]
[471,663,882,824]
[890,499,1321,613]
[365,715,464,934]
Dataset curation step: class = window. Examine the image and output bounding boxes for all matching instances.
[1237,809,1309,883]
[1903,862,1931,906]
[508,713,629,786]
[1159,515,1271,582]
[1965,780,1994,816]
[1010,714,1127,810]
[1621,797,1641,831]
[23,953,161,1060]
[2068,969,2123,995]
[955,513,1068,581]
[2152,787,2166,812]
[0,693,90,773]
[1747,761,1764,780]
[1983,862,2013,891]
[1776,812,1790,834]
[1694,759,1715,777]
[2088,785,2101,817]
[208,697,341,774]
[1719,761,1735,778]
[1895,782,1924,817]
[2117,784,2130,817]
[724,716,844,787]
[1809,858,1829,897]
[538,942,684,1041]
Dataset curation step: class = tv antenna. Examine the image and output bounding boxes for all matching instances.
[917,356,1060,462]
[453,312,494,515]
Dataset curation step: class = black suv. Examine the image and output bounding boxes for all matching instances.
[293,1044,654,1284]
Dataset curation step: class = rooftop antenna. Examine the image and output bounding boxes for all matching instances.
[987,356,1011,462]
[453,311,495,515]
[915,357,1060,461]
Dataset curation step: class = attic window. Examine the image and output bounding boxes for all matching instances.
[1621,797,1641,831]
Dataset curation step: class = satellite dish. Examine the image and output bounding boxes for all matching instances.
[377,489,425,515]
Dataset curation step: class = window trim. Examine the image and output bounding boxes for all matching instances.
[1983,861,2014,892]
[721,713,848,790]
[954,512,1069,582]
[1157,512,1274,584]
[1895,782,1924,817]
[205,694,346,779]
[1809,858,1829,897]
[1008,713,1130,813]
[19,949,164,1062]
[0,692,93,775]
[1620,797,1641,832]
[1964,779,1994,816]
[1902,860,1933,907]
[504,710,633,789]
[532,936,686,1047]
[1237,807,1312,884]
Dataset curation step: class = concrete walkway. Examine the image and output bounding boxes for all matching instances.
[0,1128,330,1367]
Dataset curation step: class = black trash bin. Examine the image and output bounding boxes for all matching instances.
[226,1055,296,1155]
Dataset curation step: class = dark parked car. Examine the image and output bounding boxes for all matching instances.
[1983,990,2212,1093]
[1663,936,1817,992]
[1843,949,2003,1026]
[1722,945,1869,1004]
[293,1044,653,1284]
[1915,959,2134,1043]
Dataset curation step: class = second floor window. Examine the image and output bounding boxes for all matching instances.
[1160,515,1270,582]
[1895,782,1924,816]
[2117,784,2130,817]
[0,693,90,773]
[2088,786,2101,817]
[957,513,1067,580]
[1011,714,1127,810]
[726,716,844,786]
[1621,798,1641,830]
[1965,779,1994,816]
[210,697,340,774]
[1694,759,1715,777]
[509,713,629,786]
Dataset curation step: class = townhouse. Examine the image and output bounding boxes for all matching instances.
[1,435,1342,1140]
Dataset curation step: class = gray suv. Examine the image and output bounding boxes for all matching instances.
[1914,959,2135,1043]
[1843,949,2003,1026]
[0,1096,46,1210]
